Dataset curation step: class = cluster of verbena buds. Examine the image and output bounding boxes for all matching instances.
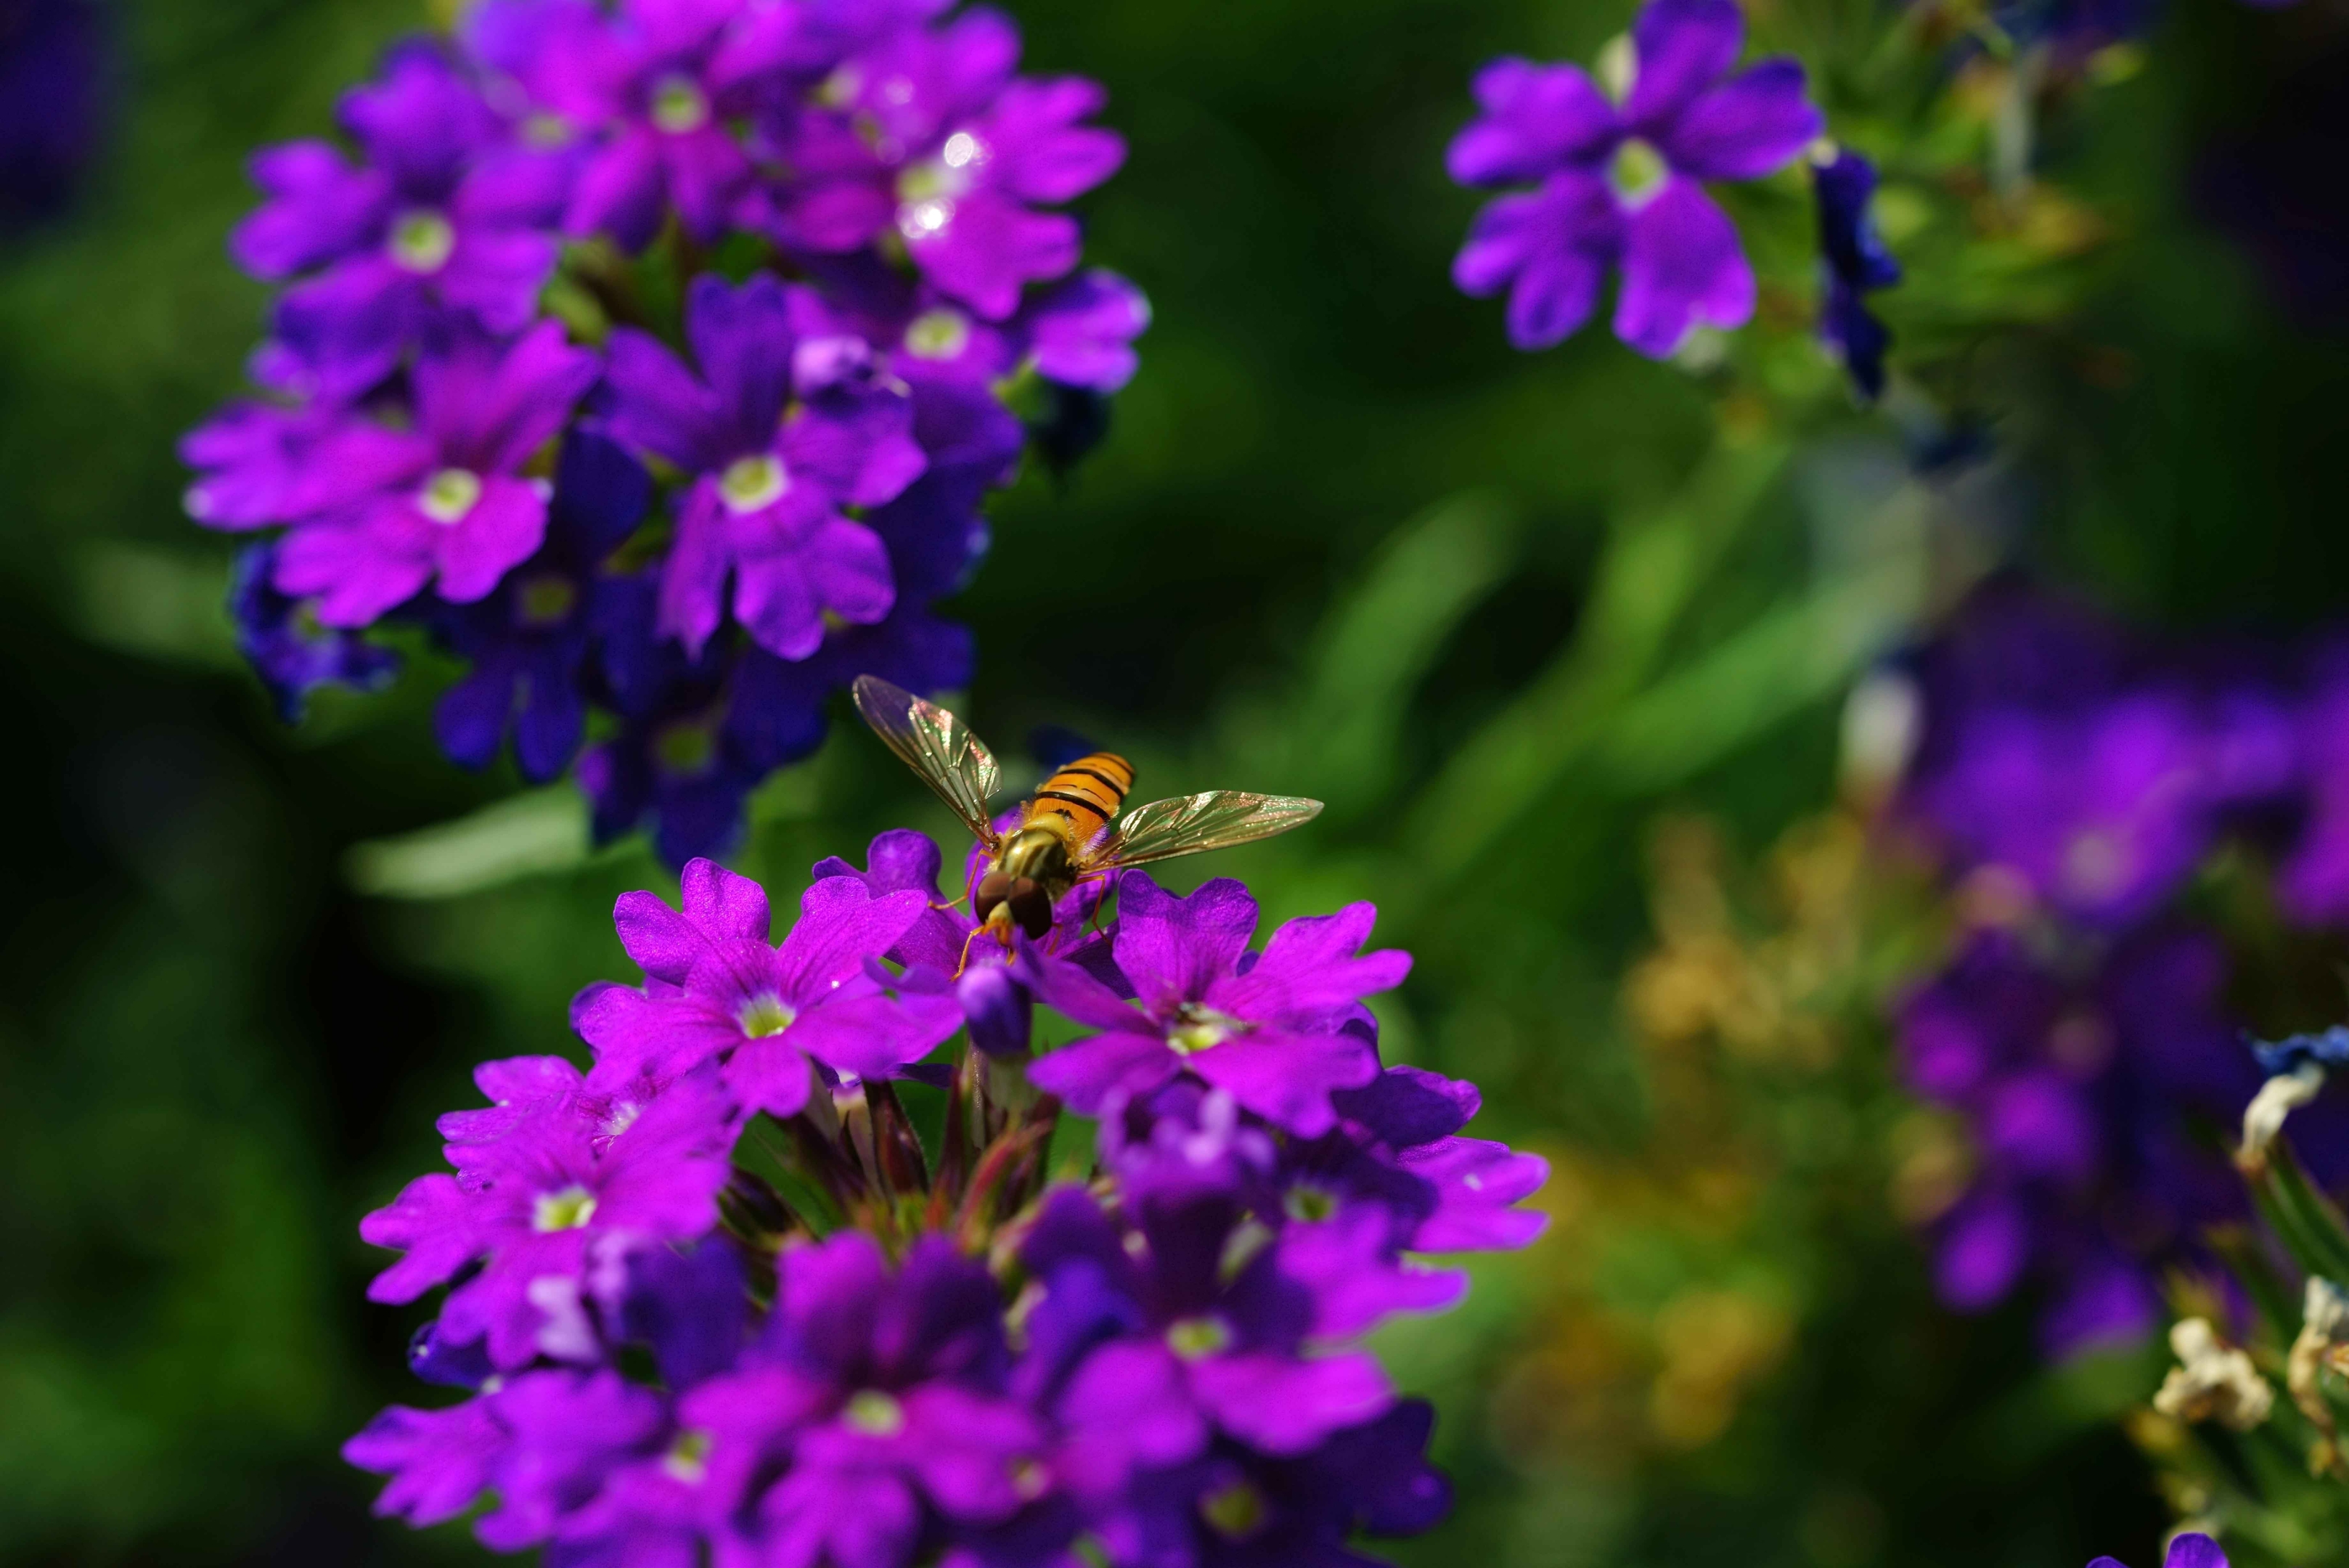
[180,0,1148,865]
[346,844,1548,1565]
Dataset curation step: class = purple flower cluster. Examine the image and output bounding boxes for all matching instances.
[181,3,1148,866]
[1447,0,1823,358]
[348,846,1547,1565]
[1890,581,2349,1355]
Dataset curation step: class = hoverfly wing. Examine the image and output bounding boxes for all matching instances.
[1091,791,1325,870]
[851,675,1002,844]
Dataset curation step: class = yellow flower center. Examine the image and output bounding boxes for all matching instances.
[532,1184,598,1233]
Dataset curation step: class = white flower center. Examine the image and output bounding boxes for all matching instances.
[650,74,711,134]
[842,1389,905,1436]
[1608,137,1670,208]
[663,1428,714,1483]
[941,130,983,170]
[388,208,457,274]
[532,1183,598,1232]
[1164,1315,1231,1360]
[903,307,973,361]
[1167,1003,1244,1057]
[738,992,797,1039]
[417,467,483,525]
[719,453,788,513]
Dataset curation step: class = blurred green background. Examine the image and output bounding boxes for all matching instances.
[5,0,2349,1561]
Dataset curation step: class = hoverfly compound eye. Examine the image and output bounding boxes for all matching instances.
[975,871,1013,923]
[1006,878,1053,939]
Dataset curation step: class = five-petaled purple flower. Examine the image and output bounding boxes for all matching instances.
[1027,875,1402,1137]
[266,322,598,626]
[235,44,556,399]
[575,856,961,1116]
[1448,0,1822,356]
[602,271,928,660]
[359,1058,735,1369]
[769,6,1127,318]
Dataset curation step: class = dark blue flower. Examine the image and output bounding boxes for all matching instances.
[430,428,655,783]
[2250,1026,2349,1079]
[0,0,109,231]
[227,539,400,722]
[1813,148,1900,401]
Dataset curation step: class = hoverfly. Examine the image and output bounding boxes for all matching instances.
[851,675,1324,944]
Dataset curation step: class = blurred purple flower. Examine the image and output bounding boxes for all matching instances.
[602,271,926,660]
[0,0,109,230]
[263,322,597,626]
[1447,0,1821,356]
[226,538,400,721]
[430,428,655,782]
[234,44,557,399]
[767,5,1126,319]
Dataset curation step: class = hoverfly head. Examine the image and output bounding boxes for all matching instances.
[1005,878,1053,940]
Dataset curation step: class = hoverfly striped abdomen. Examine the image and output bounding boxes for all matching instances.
[1026,751,1135,846]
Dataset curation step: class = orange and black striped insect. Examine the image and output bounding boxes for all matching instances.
[851,675,1324,943]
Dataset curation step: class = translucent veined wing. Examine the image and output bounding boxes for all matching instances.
[1090,791,1325,870]
[851,675,1002,844]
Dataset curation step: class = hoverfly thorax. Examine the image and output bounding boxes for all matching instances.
[976,825,1073,939]
[849,675,1325,956]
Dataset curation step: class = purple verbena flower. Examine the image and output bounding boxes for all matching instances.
[767,5,1126,319]
[227,538,399,721]
[234,44,557,399]
[577,642,816,867]
[574,857,962,1117]
[602,271,926,659]
[2088,1535,2231,1568]
[430,428,654,782]
[1015,1182,1401,1542]
[359,1058,735,1369]
[1897,926,2256,1355]
[263,322,598,626]
[1447,0,1822,356]
[491,0,777,252]
[1027,875,1399,1137]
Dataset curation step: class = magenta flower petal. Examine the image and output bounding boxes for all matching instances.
[1453,175,1619,351]
[906,190,1080,322]
[786,386,928,509]
[1183,1029,1378,1138]
[1185,1349,1391,1455]
[1214,901,1410,1021]
[1111,875,1259,1005]
[981,77,1126,204]
[1447,57,1619,186]
[605,327,728,473]
[343,1399,505,1525]
[1613,176,1753,356]
[1026,1029,1185,1112]
[430,474,550,602]
[615,858,775,984]
[683,273,797,445]
[1625,0,1744,128]
[1659,58,1822,181]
